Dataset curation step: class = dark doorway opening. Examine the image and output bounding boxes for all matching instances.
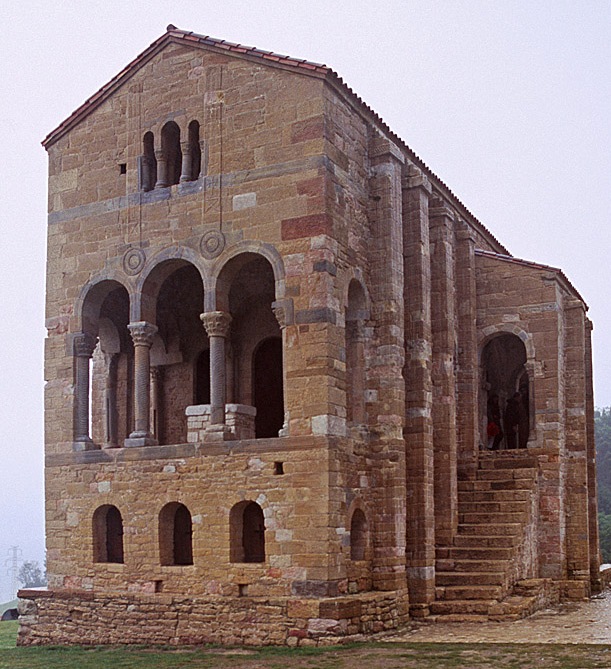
[253,337,283,438]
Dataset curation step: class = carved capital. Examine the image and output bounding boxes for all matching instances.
[180,141,191,154]
[128,321,158,347]
[272,299,294,329]
[73,332,98,358]
[200,311,232,338]
[404,164,432,194]
[154,149,165,161]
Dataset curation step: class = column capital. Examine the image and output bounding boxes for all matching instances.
[128,321,158,347]
[154,148,165,161]
[73,332,98,358]
[200,311,232,338]
[404,164,432,194]
[272,299,294,329]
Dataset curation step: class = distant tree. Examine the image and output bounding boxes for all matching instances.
[596,408,611,515]
[17,561,46,588]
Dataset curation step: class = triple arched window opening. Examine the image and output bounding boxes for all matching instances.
[142,120,202,192]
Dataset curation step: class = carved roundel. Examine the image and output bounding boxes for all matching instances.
[200,230,225,259]
[123,247,146,276]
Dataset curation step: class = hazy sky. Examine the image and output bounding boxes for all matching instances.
[0,1,609,601]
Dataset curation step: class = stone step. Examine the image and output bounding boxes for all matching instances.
[458,522,522,536]
[436,571,507,586]
[478,455,539,470]
[460,489,531,502]
[458,479,535,492]
[429,599,496,615]
[437,546,514,561]
[435,584,504,601]
[427,613,491,622]
[459,500,529,514]
[453,534,519,548]
[459,511,525,524]
[436,558,510,573]
[476,468,536,481]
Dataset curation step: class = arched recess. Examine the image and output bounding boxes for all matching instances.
[349,508,369,561]
[92,505,124,564]
[140,259,207,445]
[345,278,369,427]
[160,121,182,187]
[141,131,157,191]
[187,120,202,180]
[230,501,265,563]
[480,331,532,450]
[215,252,284,438]
[159,502,193,566]
[78,280,133,447]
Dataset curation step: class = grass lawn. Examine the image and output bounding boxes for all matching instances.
[1,623,611,668]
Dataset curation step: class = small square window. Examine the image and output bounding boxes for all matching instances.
[274,461,284,475]
[119,163,127,174]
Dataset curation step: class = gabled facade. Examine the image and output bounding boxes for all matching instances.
[18,27,599,646]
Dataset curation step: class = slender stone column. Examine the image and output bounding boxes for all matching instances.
[272,300,292,437]
[154,149,168,188]
[125,321,158,447]
[73,332,98,451]
[150,366,163,443]
[103,353,118,448]
[201,311,233,440]
[179,141,192,182]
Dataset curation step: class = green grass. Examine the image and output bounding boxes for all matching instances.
[1,625,611,669]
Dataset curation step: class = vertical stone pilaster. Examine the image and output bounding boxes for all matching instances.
[201,311,233,441]
[585,318,600,590]
[402,165,435,613]
[455,222,479,481]
[125,321,158,448]
[563,299,590,590]
[429,200,458,546]
[368,136,407,592]
[73,332,98,451]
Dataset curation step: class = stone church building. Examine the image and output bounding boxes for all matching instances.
[18,27,599,645]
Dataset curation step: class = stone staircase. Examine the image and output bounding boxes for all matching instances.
[431,451,558,620]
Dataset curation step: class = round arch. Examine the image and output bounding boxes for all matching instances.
[76,274,132,337]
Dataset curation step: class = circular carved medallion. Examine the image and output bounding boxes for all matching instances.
[123,247,146,275]
[200,230,225,259]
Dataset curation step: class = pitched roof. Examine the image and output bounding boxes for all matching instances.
[42,26,508,254]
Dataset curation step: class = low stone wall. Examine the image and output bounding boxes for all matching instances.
[17,588,409,647]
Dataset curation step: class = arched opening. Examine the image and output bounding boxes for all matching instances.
[350,508,369,561]
[195,348,211,405]
[482,333,530,449]
[159,502,193,566]
[345,279,367,426]
[215,253,283,438]
[143,261,206,445]
[230,501,265,563]
[253,337,283,438]
[188,120,202,180]
[142,131,157,191]
[161,121,182,186]
[80,281,132,448]
[93,505,124,564]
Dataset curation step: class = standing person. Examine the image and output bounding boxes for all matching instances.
[504,392,521,449]
[487,394,504,450]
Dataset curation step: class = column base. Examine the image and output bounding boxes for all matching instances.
[203,424,234,443]
[73,439,97,452]
[124,433,158,448]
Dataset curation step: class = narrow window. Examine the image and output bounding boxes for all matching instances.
[93,505,124,563]
[142,132,157,191]
[350,509,368,561]
[161,121,182,186]
[159,502,193,565]
[188,120,202,180]
[253,337,284,438]
[230,501,265,563]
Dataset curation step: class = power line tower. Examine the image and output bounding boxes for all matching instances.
[5,546,22,600]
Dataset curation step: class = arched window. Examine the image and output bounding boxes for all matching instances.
[93,505,124,563]
[161,121,182,186]
[350,508,369,561]
[159,502,193,565]
[188,120,202,180]
[142,132,157,192]
[230,501,265,563]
